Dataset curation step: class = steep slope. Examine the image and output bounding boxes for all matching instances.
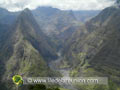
[18,9,57,60]
[32,7,101,52]
[64,7,118,65]
[88,7,120,83]
[33,7,78,35]
[33,7,100,37]
[6,8,58,76]
[0,23,11,82]
[73,10,100,22]
[0,8,19,25]
[64,6,118,66]
[64,6,120,88]
[0,8,58,90]
[33,7,81,51]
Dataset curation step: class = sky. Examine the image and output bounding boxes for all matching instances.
[0,0,115,11]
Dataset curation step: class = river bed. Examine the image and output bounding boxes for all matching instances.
[49,51,77,90]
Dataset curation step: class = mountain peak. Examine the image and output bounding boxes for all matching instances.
[16,8,35,25]
[23,8,31,13]
[20,8,32,17]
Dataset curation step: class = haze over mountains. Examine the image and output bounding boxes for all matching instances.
[0,4,120,90]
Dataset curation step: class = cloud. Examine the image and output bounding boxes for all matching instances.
[0,0,115,11]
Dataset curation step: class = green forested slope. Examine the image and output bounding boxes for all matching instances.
[0,9,59,90]
[64,6,120,89]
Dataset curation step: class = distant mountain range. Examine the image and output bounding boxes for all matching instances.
[0,7,100,35]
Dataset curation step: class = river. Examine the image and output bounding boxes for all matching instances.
[49,51,77,90]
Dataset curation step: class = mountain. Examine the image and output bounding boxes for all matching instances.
[0,8,19,25]
[63,6,120,89]
[32,7,78,35]
[32,7,100,51]
[0,8,59,90]
[33,7,82,51]
[33,7,100,36]
[73,10,100,22]
[0,7,100,37]
[1,6,119,90]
